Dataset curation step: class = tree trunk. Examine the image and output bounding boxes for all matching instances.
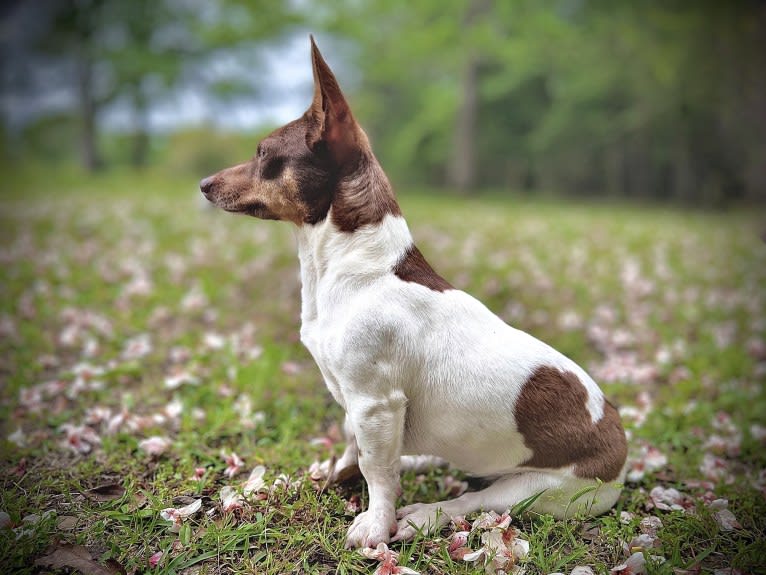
[447,54,479,193]
[131,85,150,168]
[75,55,102,172]
[446,0,491,193]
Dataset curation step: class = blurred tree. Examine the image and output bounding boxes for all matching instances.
[29,0,299,170]
[38,0,106,171]
[313,0,766,203]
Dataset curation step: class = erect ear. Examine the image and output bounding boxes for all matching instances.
[306,36,360,167]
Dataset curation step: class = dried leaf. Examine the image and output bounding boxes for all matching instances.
[85,484,125,502]
[57,515,79,530]
[35,544,123,575]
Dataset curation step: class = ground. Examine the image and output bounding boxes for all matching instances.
[1,170,765,575]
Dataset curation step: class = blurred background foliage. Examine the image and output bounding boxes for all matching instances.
[1,0,764,205]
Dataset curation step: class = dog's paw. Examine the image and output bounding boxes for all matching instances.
[392,502,451,542]
[345,508,397,549]
[309,458,361,484]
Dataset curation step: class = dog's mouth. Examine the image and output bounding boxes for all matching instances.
[219,200,278,220]
[245,202,280,220]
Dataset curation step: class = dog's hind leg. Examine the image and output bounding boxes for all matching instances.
[310,415,360,483]
[393,470,622,542]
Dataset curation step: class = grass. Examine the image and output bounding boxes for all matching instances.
[1,168,765,574]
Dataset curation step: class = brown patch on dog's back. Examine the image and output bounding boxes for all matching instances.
[514,366,627,482]
[393,245,452,292]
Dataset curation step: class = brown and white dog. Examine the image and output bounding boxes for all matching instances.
[200,37,627,549]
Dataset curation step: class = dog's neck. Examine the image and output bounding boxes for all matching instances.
[295,153,412,325]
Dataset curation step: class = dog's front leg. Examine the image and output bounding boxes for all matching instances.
[343,389,406,549]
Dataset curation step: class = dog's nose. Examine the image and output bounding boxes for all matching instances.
[199,175,216,197]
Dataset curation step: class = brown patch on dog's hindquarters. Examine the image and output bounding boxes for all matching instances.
[514,366,627,482]
[393,245,453,292]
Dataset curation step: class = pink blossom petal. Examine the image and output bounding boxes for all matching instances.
[708,500,741,531]
[626,533,660,554]
[220,486,244,513]
[448,531,470,560]
[190,467,206,482]
[699,454,733,484]
[242,465,266,496]
[360,543,419,575]
[750,424,766,442]
[639,516,663,536]
[139,436,172,456]
[471,510,512,531]
[122,334,152,360]
[647,486,693,512]
[160,499,201,532]
[164,370,198,390]
[222,451,244,478]
[7,427,26,447]
[611,552,647,575]
[59,424,101,454]
[148,551,163,568]
[619,511,635,524]
[281,361,303,375]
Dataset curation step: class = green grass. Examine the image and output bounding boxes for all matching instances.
[1,169,765,574]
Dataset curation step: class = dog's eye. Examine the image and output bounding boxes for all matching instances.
[256,145,267,160]
[261,155,284,180]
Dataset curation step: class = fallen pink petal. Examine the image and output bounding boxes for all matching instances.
[647,486,693,512]
[59,424,101,454]
[138,436,172,456]
[190,467,206,482]
[242,465,266,496]
[222,451,244,478]
[639,516,663,536]
[220,486,244,513]
[148,550,163,568]
[160,499,202,533]
[707,499,741,531]
[360,542,419,575]
[611,552,647,575]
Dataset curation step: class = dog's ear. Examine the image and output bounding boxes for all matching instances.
[306,36,360,168]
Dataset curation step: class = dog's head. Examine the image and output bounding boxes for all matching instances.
[200,37,368,225]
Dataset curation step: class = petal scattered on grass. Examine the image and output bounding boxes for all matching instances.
[448,530,471,560]
[462,511,528,574]
[138,436,172,456]
[571,567,596,575]
[627,445,668,482]
[148,551,163,568]
[122,334,152,361]
[639,516,663,536]
[242,465,267,496]
[163,369,198,390]
[220,486,244,513]
[360,542,419,575]
[160,499,201,533]
[647,486,693,512]
[708,499,741,531]
[189,467,206,482]
[59,424,101,454]
[8,427,26,447]
[222,451,244,478]
[611,552,647,575]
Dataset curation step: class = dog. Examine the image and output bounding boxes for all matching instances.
[200,37,628,549]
